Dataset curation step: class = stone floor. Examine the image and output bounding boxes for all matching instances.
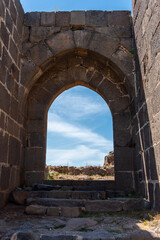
[0,204,160,239]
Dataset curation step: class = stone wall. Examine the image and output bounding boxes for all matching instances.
[133,0,160,209]
[21,11,135,190]
[0,0,24,207]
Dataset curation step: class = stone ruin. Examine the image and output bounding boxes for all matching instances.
[0,0,160,211]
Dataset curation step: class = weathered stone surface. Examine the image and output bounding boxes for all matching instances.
[11,232,37,240]
[30,26,58,42]
[66,218,97,230]
[86,11,107,26]
[123,199,150,211]
[70,11,85,25]
[61,207,83,217]
[47,31,75,54]
[1,21,9,48]
[74,30,92,48]
[55,12,70,27]
[84,200,123,212]
[46,207,60,216]
[12,191,29,205]
[25,205,47,215]
[114,147,134,172]
[24,12,41,26]
[108,11,131,26]
[41,12,55,27]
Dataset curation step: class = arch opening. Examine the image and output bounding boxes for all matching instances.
[46,85,114,180]
[24,50,135,192]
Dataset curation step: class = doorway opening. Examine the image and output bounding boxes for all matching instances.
[46,85,114,180]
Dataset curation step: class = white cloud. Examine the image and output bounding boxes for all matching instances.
[47,145,107,167]
[50,91,110,120]
[48,114,113,149]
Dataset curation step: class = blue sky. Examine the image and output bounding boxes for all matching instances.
[20,0,131,166]
[47,86,113,166]
[20,0,132,12]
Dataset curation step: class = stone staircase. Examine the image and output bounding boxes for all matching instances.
[11,180,150,218]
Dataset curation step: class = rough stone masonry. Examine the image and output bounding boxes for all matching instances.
[0,0,160,210]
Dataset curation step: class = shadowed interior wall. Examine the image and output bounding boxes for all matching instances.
[132,0,160,209]
[0,0,24,207]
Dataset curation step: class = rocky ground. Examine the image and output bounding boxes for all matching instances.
[46,152,114,181]
[0,204,160,239]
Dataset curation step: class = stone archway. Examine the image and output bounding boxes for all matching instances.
[23,49,135,191]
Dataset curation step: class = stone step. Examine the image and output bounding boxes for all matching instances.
[26,197,149,213]
[43,180,115,190]
[11,190,108,205]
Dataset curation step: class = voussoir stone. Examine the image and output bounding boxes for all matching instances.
[47,31,75,54]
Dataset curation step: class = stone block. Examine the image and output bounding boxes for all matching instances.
[0,0,5,19]
[22,26,30,42]
[74,30,92,49]
[30,26,57,42]
[148,182,154,208]
[8,136,20,166]
[55,12,70,26]
[61,207,82,217]
[29,132,45,147]
[25,205,47,215]
[0,83,10,114]
[2,47,12,69]
[70,11,85,25]
[114,147,134,171]
[16,14,23,36]
[84,200,123,212]
[1,22,9,48]
[149,147,158,181]
[14,0,24,21]
[25,171,44,186]
[20,57,36,86]
[9,38,18,64]
[41,12,55,27]
[46,207,60,216]
[0,41,1,58]
[10,0,17,24]
[0,166,10,191]
[86,11,107,26]
[155,183,160,210]
[0,192,7,208]
[47,30,75,54]
[25,148,45,171]
[0,131,8,163]
[27,42,53,66]
[6,10,13,34]
[123,199,149,211]
[0,112,5,130]
[108,11,131,26]
[9,167,18,191]
[24,12,41,27]
[10,232,36,240]
[115,172,134,192]
[0,62,7,84]
[151,24,160,61]
[12,190,29,205]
